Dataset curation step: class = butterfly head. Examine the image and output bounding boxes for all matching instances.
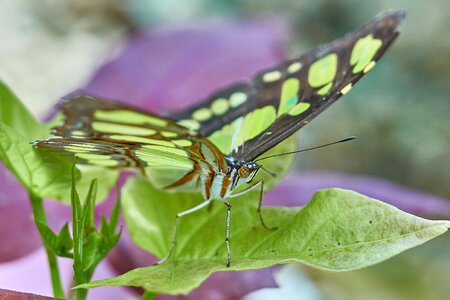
[226,157,260,184]
[237,162,260,182]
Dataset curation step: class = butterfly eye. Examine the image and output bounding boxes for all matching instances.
[238,165,251,178]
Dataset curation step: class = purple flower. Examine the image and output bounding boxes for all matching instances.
[84,20,286,112]
[0,165,41,262]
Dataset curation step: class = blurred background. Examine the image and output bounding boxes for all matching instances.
[0,0,449,299]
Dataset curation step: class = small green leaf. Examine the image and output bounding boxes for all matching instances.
[36,221,73,258]
[110,229,122,250]
[75,180,122,272]
[78,178,450,294]
[82,223,121,272]
[108,191,121,237]
[99,214,122,250]
[71,166,84,267]
[35,221,58,250]
[79,179,102,271]
[82,179,98,230]
[56,223,74,258]
[99,216,110,239]
[82,230,104,271]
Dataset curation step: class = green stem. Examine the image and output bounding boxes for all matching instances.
[70,180,91,300]
[29,193,65,298]
[72,265,92,300]
[72,273,91,300]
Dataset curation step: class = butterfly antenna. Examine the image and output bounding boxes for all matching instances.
[260,166,277,177]
[255,136,357,162]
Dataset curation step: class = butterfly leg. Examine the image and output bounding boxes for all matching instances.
[255,180,278,231]
[230,180,277,231]
[220,199,232,268]
[156,199,213,265]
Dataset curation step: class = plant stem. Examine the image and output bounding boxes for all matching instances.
[29,193,65,298]
[70,177,91,300]
[72,280,89,299]
[72,268,92,300]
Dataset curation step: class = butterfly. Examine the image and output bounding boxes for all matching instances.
[34,11,404,267]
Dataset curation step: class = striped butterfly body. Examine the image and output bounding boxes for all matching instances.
[34,12,404,267]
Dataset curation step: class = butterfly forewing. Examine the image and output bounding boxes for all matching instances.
[53,96,192,141]
[35,12,403,190]
[169,11,404,161]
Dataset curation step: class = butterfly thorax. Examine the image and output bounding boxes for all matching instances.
[201,156,260,201]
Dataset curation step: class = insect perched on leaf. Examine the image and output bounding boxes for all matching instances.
[34,11,404,267]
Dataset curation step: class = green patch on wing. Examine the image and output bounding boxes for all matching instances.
[208,105,278,154]
[278,78,300,117]
[308,53,337,95]
[95,109,167,127]
[350,34,382,74]
[78,179,450,294]
[92,122,157,136]
[288,102,310,116]
[207,119,241,154]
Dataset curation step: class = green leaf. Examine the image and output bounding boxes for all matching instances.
[82,218,121,272]
[78,178,450,294]
[35,221,73,258]
[80,178,101,271]
[0,123,78,199]
[56,223,74,257]
[82,229,104,271]
[79,179,122,272]
[82,179,98,230]
[108,191,121,237]
[35,221,58,249]
[0,80,47,140]
[101,191,122,250]
[0,82,68,197]
[0,80,119,203]
[72,167,84,267]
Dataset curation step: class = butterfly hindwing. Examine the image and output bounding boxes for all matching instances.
[35,95,227,188]
[169,11,404,161]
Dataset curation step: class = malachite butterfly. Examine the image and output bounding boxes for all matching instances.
[34,11,404,267]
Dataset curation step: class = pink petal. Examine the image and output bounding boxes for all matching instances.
[84,20,286,112]
[0,164,41,262]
